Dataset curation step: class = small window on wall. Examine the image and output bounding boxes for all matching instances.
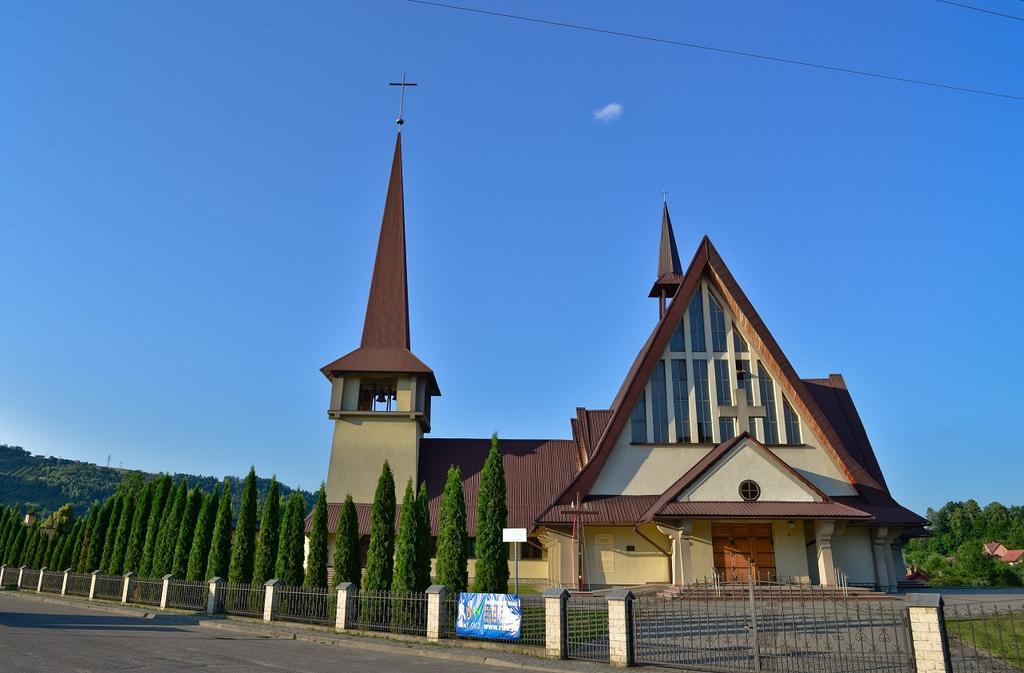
[689,292,706,352]
[709,296,727,352]
[631,389,648,443]
[358,377,398,411]
[739,480,761,501]
[783,398,802,444]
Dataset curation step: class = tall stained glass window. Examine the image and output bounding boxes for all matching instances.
[671,359,690,442]
[670,323,685,352]
[709,296,727,352]
[758,362,779,444]
[631,389,647,443]
[651,361,669,443]
[689,292,706,352]
[783,398,801,444]
[693,360,713,442]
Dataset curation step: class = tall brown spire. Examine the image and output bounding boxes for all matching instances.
[648,203,685,303]
[361,132,410,349]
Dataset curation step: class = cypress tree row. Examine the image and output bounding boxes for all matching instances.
[275,491,306,587]
[99,495,124,573]
[110,494,135,574]
[363,462,396,592]
[228,468,258,585]
[172,487,203,578]
[153,480,188,576]
[186,487,218,581]
[435,465,469,594]
[24,524,41,567]
[414,481,432,591]
[76,504,100,572]
[0,507,16,561]
[6,522,26,566]
[304,484,329,588]
[124,482,153,573]
[332,494,361,589]
[139,476,173,577]
[206,477,233,581]
[472,433,509,593]
[392,479,419,594]
[44,531,60,567]
[252,478,280,587]
[86,498,114,572]
[37,531,55,568]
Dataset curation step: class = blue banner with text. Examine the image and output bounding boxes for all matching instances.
[455,592,522,640]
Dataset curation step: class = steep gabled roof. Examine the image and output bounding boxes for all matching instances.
[551,236,893,509]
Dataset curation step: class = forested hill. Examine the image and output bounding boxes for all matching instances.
[0,444,314,516]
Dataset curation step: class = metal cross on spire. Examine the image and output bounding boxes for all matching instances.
[661,190,669,204]
[388,73,418,126]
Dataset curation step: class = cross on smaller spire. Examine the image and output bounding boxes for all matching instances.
[720,387,766,431]
[661,190,668,204]
[388,73,418,126]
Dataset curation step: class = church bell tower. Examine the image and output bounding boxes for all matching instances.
[320,131,439,504]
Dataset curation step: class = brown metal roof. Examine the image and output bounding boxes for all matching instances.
[833,496,929,526]
[656,501,871,520]
[537,495,660,525]
[649,204,684,297]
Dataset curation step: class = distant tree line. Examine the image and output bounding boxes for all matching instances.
[905,500,1024,587]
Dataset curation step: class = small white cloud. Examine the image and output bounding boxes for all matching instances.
[593,102,623,123]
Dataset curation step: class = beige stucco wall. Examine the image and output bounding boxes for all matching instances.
[690,520,715,581]
[772,520,811,582]
[325,415,420,503]
[831,526,876,585]
[590,434,708,495]
[681,440,817,502]
[581,525,671,586]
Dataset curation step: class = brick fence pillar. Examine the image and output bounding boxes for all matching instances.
[543,587,570,660]
[263,579,279,622]
[207,577,224,614]
[906,593,952,673]
[426,584,449,641]
[606,589,635,667]
[121,572,134,604]
[89,570,100,600]
[37,567,47,593]
[160,574,174,610]
[335,582,355,630]
[61,569,71,596]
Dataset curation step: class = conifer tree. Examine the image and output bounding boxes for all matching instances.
[206,477,233,580]
[229,468,258,585]
[252,478,280,586]
[60,520,83,570]
[186,488,218,581]
[172,487,203,577]
[472,433,509,593]
[332,494,361,588]
[153,480,188,576]
[6,522,26,566]
[124,482,153,573]
[275,491,306,587]
[0,507,15,561]
[110,494,135,574]
[76,503,100,572]
[392,479,418,594]
[363,462,396,592]
[37,531,55,568]
[24,524,41,567]
[87,498,114,572]
[414,482,432,591]
[139,475,172,577]
[304,484,329,588]
[435,466,469,594]
[99,495,124,573]
[44,531,60,567]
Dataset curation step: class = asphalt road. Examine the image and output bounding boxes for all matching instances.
[0,593,488,673]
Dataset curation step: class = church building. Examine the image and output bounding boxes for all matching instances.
[311,129,926,592]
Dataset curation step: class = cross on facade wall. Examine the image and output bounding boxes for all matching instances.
[720,387,766,430]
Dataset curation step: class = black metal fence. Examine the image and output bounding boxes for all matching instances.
[275,585,337,626]
[222,582,264,618]
[166,579,207,611]
[127,578,163,606]
[66,572,92,596]
[633,579,914,673]
[945,601,1024,673]
[92,574,123,601]
[39,570,64,593]
[347,590,428,636]
[566,593,609,662]
[441,593,546,647]
[19,568,40,590]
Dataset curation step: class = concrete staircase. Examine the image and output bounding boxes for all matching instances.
[656,583,894,601]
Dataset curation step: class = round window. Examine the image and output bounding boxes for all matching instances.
[738,480,761,502]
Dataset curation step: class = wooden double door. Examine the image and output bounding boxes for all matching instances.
[712,523,776,582]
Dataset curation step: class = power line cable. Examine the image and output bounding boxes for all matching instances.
[935,0,1024,21]
[408,0,1024,103]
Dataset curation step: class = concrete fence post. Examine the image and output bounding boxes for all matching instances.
[160,574,174,610]
[0,565,6,587]
[543,587,570,660]
[263,579,279,622]
[606,589,635,667]
[61,568,71,596]
[121,572,134,604]
[18,566,27,589]
[426,584,449,641]
[89,570,100,600]
[906,593,953,673]
[37,567,47,593]
[207,577,224,614]
[335,582,355,631]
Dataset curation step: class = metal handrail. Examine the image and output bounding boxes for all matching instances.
[835,566,849,597]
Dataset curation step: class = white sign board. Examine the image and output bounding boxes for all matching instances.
[502,528,528,543]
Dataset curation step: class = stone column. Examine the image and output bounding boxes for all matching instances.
[160,574,174,610]
[606,589,635,667]
[656,522,694,585]
[89,570,100,600]
[263,579,279,622]
[906,593,952,673]
[37,567,47,592]
[207,577,224,614]
[814,520,837,587]
[882,531,900,593]
[335,582,355,630]
[61,569,71,596]
[871,527,890,591]
[543,587,570,659]
[426,584,449,641]
[120,573,134,602]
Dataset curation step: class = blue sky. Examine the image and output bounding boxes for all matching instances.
[1,1,1021,514]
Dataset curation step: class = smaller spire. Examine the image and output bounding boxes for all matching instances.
[657,203,682,279]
